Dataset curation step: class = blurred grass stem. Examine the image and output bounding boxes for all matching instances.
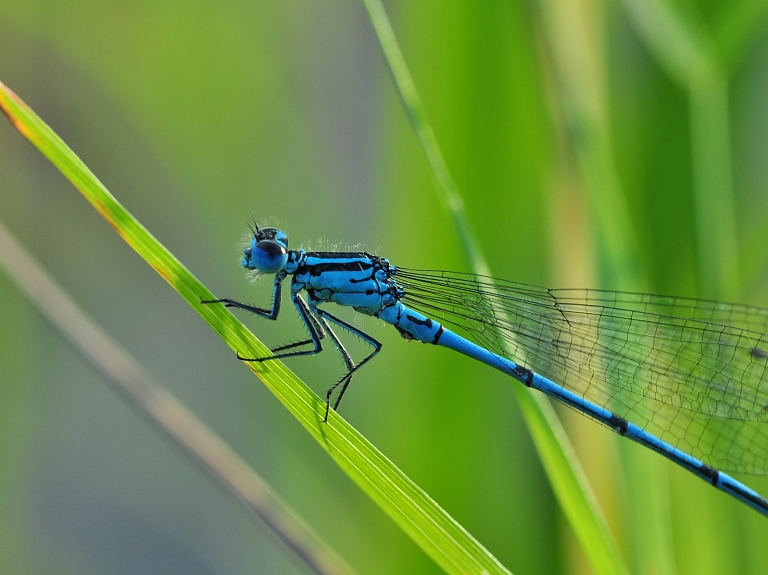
[620,0,741,300]
[0,219,357,575]
[535,1,677,572]
[362,1,629,573]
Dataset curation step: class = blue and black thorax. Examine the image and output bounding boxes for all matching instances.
[285,250,404,317]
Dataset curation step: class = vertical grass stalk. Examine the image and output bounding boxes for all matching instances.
[361,2,630,574]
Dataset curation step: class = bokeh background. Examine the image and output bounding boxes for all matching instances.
[1,1,768,574]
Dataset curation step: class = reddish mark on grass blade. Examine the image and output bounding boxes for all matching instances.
[90,198,130,241]
[91,196,113,220]
[90,199,143,264]
[155,265,173,283]
[95,204,129,244]
[0,84,40,144]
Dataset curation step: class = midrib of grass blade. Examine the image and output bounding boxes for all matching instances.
[0,80,511,575]
[360,2,629,575]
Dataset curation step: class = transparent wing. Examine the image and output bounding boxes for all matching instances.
[394,268,768,474]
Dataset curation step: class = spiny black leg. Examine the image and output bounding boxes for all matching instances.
[331,347,379,411]
[315,308,382,420]
[324,374,353,422]
[315,314,355,372]
[202,273,286,320]
[265,304,328,353]
[310,311,357,422]
[204,297,319,353]
[202,298,273,316]
[238,294,324,362]
[269,338,315,353]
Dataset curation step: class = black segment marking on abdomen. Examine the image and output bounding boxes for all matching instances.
[607,414,628,436]
[700,464,720,486]
[512,365,534,386]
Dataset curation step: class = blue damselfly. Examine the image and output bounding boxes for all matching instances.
[204,224,768,518]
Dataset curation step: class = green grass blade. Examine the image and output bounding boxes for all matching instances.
[0,80,511,575]
[0,219,356,575]
[713,0,768,70]
[535,2,675,573]
[620,0,741,301]
[361,2,629,574]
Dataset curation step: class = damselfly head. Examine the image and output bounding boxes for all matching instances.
[242,226,289,274]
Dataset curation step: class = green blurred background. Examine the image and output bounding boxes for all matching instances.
[1,1,768,573]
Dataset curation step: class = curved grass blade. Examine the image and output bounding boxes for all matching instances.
[360,3,629,574]
[0,220,355,575]
[0,80,511,575]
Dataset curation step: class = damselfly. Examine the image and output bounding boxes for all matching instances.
[203,224,768,517]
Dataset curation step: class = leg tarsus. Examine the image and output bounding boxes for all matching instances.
[236,351,267,362]
[201,298,272,317]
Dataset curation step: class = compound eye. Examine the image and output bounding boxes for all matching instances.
[253,239,288,273]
